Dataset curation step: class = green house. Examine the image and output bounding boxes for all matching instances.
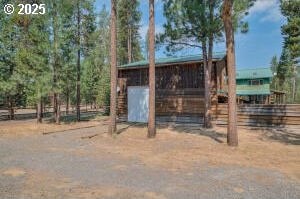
[236,68,273,104]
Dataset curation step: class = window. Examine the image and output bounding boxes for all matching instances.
[248,79,263,85]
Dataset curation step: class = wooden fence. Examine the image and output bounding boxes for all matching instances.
[214,104,300,127]
[0,108,100,121]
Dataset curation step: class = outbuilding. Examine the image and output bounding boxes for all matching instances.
[117,53,227,123]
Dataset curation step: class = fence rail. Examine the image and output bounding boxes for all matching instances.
[215,104,300,127]
[0,108,100,121]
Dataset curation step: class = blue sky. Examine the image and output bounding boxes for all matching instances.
[96,0,285,69]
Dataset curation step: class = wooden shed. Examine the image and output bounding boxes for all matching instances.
[117,53,227,123]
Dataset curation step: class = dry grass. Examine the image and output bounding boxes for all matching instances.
[0,117,107,137]
[1,119,299,181]
[91,125,300,181]
[21,171,167,199]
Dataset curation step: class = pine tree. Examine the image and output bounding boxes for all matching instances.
[158,0,254,143]
[109,0,117,135]
[117,0,143,65]
[96,6,110,110]
[0,0,110,122]
[79,0,96,118]
[281,0,300,60]
[270,56,279,90]
[277,47,294,102]
[14,1,51,123]
[222,0,238,146]
[148,0,156,138]
[158,0,254,129]
[82,5,110,110]
[59,1,77,116]
[280,0,300,103]
[222,0,254,146]
[158,0,223,128]
[48,0,78,124]
[0,0,26,120]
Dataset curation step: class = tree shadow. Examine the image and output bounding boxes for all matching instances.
[165,124,226,143]
[255,127,300,145]
[116,122,147,135]
[0,112,53,121]
[115,121,226,143]
[42,125,99,135]
[45,112,103,124]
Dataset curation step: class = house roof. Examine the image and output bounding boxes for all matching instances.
[237,89,271,95]
[236,68,273,79]
[118,53,226,69]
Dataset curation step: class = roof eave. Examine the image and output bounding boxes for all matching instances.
[118,57,225,70]
[236,76,273,80]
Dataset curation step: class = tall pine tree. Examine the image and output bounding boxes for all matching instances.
[117,0,143,65]
[14,1,51,123]
[280,0,300,103]
[0,1,21,120]
[82,5,110,110]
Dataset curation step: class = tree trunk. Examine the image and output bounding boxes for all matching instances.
[76,0,81,122]
[108,0,117,135]
[52,1,60,124]
[66,88,70,115]
[43,99,46,114]
[41,98,44,118]
[37,97,43,123]
[292,65,296,103]
[205,0,215,128]
[202,40,211,128]
[148,0,156,138]
[128,27,132,63]
[8,96,15,120]
[206,36,213,128]
[222,0,238,146]
[56,94,61,124]
[53,93,57,121]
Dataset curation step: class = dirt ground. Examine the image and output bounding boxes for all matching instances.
[0,117,299,198]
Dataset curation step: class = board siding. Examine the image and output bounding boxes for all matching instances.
[117,61,225,118]
[215,104,300,127]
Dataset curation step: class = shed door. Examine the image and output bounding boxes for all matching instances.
[128,86,149,123]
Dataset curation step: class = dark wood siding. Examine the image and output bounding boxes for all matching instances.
[117,61,222,117]
[215,104,300,127]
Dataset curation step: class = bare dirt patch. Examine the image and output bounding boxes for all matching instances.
[2,168,26,177]
[89,124,300,180]
[0,116,108,137]
[21,171,167,199]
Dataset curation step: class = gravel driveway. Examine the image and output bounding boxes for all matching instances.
[0,122,299,199]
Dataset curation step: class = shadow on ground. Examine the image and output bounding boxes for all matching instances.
[116,122,147,135]
[45,111,104,124]
[166,125,226,143]
[254,127,300,145]
[116,122,300,145]
[116,122,226,143]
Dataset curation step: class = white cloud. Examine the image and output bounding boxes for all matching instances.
[139,24,164,40]
[248,0,284,22]
[139,25,148,39]
[250,0,276,12]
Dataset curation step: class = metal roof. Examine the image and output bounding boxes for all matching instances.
[118,53,226,69]
[219,88,271,96]
[237,90,271,95]
[236,68,273,79]
[236,83,271,95]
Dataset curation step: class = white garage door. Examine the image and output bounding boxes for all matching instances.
[128,86,149,123]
